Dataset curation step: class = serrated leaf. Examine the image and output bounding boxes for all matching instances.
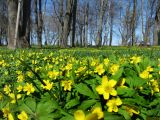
[79,99,97,110]
[60,115,74,120]
[118,108,131,120]
[125,76,146,88]
[38,113,55,120]
[65,98,80,109]
[25,97,36,112]
[75,83,96,98]
[117,87,135,97]
[111,68,123,80]
[36,100,57,119]
[104,111,125,120]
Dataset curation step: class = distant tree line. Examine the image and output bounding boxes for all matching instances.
[0,0,160,49]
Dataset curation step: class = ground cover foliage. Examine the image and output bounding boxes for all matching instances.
[0,47,160,120]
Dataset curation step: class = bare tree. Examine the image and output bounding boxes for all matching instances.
[61,0,73,48]
[96,0,108,47]
[71,0,77,47]
[154,0,160,45]
[109,0,114,46]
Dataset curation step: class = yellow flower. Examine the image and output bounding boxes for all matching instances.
[26,71,33,78]
[146,66,153,72]
[18,111,28,120]
[2,107,14,120]
[4,85,11,94]
[35,67,41,72]
[23,83,35,95]
[109,64,119,75]
[104,58,110,66]
[96,76,117,100]
[106,97,122,112]
[48,71,59,79]
[2,107,10,118]
[8,113,14,120]
[41,80,53,90]
[0,93,3,100]
[74,110,85,120]
[150,80,159,95]
[95,64,105,75]
[124,106,139,116]
[32,60,37,64]
[9,93,22,104]
[17,74,25,82]
[61,80,73,91]
[130,56,141,64]
[91,61,97,67]
[75,66,86,74]
[0,60,5,65]
[119,78,127,88]
[139,70,152,79]
[17,85,23,92]
[74,107,104,120]
[92,107,104,119]
[65,63,72,70]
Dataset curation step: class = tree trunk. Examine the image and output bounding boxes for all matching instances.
[153,21,159,45]
[96,0,107,47]
[18,0,31,48]
[7,0,17,49]
[38,0,43,48]
[85,2,89,47]
[59,0,64,47]
[71,0,77,47]
[61,0,73,48]
[109,0,114,46]
[154,1,160,46]
[131,0,136,46]
[109,17,113,46]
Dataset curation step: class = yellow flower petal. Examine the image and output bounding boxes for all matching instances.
[110,89,117,96]
[74,110,85,120]
[108,80,117,87]
[96,86,104,94]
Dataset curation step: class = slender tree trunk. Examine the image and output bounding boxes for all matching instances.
[109,17,113,46]
[153,21,159,45]
[62,0,73,48]
[154,1,160,46]
[96,0,107,47]
[141,0,145,41]
[34,0,38,46]
[7,0,17,49]
[85,2,89,47]
[38,0,43,48]
[131,0,136,46]
[18,0,31,48]
[80,26,83,47]
[71,0,77,47]
[59,0,64,47]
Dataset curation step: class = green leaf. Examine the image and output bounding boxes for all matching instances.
[36,100,58,120]
[25,97,36,112]
[60,115,74,120]
[19,103,34,115]
[149,98,160,107]
[74,83,96,98]
[118,108,131,120]
[79,99,97,110]
[125,76,146,88]
[117,87,135,97]
[18,97,36,114]
[111,68,123,80]
[38,113,55,120]
[65,98,80,109]
[104,111,125,120]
